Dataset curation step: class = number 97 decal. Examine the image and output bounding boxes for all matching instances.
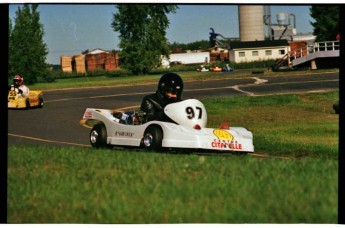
[186,106,203,119]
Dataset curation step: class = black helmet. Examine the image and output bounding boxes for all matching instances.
[157,72,183,101]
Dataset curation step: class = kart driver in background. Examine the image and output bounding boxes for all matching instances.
[139,72,184,123]
[8,75,30,98]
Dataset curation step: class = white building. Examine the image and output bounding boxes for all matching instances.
[229,40,290,63]
[89,48,109,54]
[292,33,317,46]
[161,51,210,67]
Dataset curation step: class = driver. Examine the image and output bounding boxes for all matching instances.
[139,72,184,123]
[8,75,29,97]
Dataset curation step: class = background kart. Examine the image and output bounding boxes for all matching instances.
[8,89,44,109]
[81,99,254,153]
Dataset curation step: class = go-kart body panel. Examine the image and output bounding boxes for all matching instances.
[8,90,43,109]
[81,99,254,153]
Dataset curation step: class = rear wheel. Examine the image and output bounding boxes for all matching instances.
[90,124,108,148]
[142,126,163,151]
[25,99,30,110]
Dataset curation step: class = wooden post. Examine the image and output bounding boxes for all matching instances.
[311,60,317,70]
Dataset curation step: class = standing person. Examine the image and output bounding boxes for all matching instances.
[9,75,29,97]
[139,72,184,123]
[336,33,340,41]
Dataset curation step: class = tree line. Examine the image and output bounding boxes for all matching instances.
[9,4,340,84]
[9,4,49,84]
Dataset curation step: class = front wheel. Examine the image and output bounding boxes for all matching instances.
[142,126,163,151]
[90,124,108,148]
[38,97,44,108]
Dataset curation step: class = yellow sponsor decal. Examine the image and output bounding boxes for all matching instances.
[213,129,234,140]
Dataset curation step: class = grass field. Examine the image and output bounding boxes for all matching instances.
[7,90,339,223]
[29,68,339,91]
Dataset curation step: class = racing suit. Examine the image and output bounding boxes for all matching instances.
[140,91,181,123]
[9,84,29,97]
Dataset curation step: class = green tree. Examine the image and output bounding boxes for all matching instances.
[112,4,177,74]
[9,4,48,84]
[9,18,12,39]
[310,5,340,42]
[169,40,211,52]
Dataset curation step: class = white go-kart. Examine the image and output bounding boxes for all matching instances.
[81,99,254,153]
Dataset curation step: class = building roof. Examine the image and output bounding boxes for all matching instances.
[89,48,109,54]
[231,40,289,50]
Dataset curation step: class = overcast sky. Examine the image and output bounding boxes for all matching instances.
[9,4,315,64]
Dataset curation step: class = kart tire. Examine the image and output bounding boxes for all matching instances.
[38,97,44,108]
[142,126,163,151]
[333,100,339,114]
[90,123,108,148]
[25,99,30,110]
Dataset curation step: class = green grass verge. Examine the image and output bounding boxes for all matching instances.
[30,70,251,90]
[29,68,339,91]
[8,91,339,223]
[205,91,339,159]
[8,146,338,223]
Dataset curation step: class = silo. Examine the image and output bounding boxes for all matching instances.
[238,5,265,41]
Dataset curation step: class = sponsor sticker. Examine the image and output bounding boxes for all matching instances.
[212,130,242,150]
[213,129,234,140]
[115,131,134,137]
[211,140,243,150]
[83,111,93,119]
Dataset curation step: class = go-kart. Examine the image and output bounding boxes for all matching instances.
[80,99,254,153]
[8,89,43,109]
[210,67,223,72]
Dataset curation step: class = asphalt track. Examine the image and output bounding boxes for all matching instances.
[8,71,339,150]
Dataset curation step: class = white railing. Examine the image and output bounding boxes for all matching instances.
[274,40,340,69]
[312,41,340,52]
[290,41,340,61]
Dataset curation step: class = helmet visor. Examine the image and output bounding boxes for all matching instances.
[165,85,182,100]
[166,85,181,94]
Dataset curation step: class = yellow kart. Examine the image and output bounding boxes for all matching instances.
[8,89,44,109]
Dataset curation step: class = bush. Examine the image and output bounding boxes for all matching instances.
[41,59,277,83]
[43,69,134,81]
[232,59,276,69]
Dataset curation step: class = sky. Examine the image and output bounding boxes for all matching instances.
[9,4,316,65]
